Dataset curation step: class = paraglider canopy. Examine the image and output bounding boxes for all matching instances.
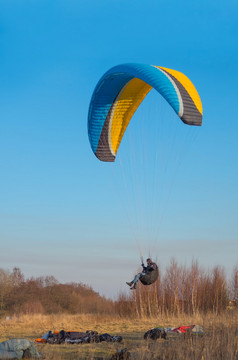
[88,63,203,162]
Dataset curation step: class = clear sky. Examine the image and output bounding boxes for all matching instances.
[0,0,237,298]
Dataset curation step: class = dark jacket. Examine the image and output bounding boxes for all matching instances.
[142,262,157,274]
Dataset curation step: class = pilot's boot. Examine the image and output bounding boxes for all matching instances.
[126,281,133,287]
[130,284,137,290]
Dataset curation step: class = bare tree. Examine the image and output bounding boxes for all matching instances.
[230,265,238,306]
[0,269,13,314]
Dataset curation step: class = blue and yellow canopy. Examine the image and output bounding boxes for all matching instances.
[88,63,203,162]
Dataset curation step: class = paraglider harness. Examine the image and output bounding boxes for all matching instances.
[139,257,159,285]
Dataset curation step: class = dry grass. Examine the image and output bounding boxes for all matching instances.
[0,312,237,359]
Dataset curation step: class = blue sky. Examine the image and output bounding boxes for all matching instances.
[0,0,237,298]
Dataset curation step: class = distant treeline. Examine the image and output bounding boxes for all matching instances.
[0,267,114,315]
[0,260,237,317]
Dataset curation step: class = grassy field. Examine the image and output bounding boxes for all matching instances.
[0,312,237,359]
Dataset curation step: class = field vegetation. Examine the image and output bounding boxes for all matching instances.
[0,312,237,359]
[0,261,237,359]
